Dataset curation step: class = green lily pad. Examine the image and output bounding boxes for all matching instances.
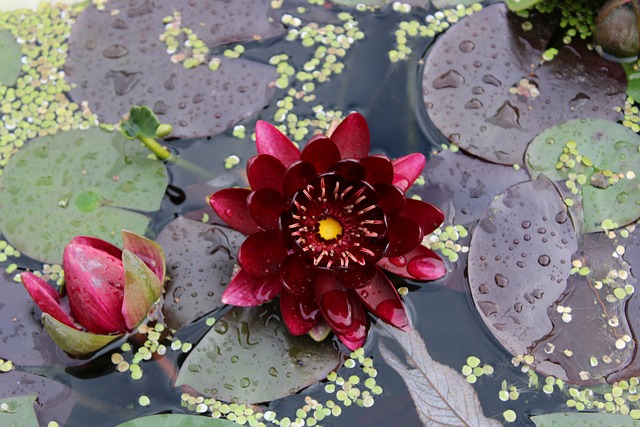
[531,412,640,427]
[175,304,339,404]
[0,30,21,86]
[0,128,168,263]
[623,62,640,101]
[116,414,238,427]
[526,118,640,233]
[505,0,544,11]
[0,394,38,427]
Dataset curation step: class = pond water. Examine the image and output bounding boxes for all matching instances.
[1,1,639,426]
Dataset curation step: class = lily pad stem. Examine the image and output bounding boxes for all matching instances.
[138,135,214,179]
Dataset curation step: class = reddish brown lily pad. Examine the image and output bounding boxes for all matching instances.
[65,0,282,139]
[418,149,529,225]
[421,3,626,165]
[468,175,577,357]
[157,216,244,330]
[530,232,636,385]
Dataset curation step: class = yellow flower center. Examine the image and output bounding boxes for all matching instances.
[318,217,343,240]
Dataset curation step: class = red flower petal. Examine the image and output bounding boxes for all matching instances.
[255,121,300,167]
[20,272,79,330]
[336,263,376,289]
[247,188,288,231]
[374,183,406,218]
[280,253,314,295]
[314,273,355,331]
[354,267,409,331]
[300,137,341,174]
[330,112,370,160]
[247,154,286,191]
[282,161,317,200]
[221,269,282,306]
[334,295,368,350]
[378,245,446,281]
[328,159,365,181]
[392,153,426,192]
[63,243,127,334]
[386,216,423,257]
[280,289,320,335]
[401,198,444,236]
[238,231,288,277]
[208,188,260,235]
[360,155,393,185]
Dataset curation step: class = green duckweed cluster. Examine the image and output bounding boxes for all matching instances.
[160,11,211,69]
[389,4,483,63]
[460,355,494,384]
[619,96,640,133]
[0,358,12,373]
[424,224,469,263]
[517,0,598,45]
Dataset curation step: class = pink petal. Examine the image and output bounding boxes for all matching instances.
[208,188,260,235]
[247,188,288,231]
[237,230,288,277]
[255,120,300,167]
[360,155,393,185]
[121,230,166,283]
[392,153,426,192]
[282,161,317,200]
[20,272,79,330]
[330,112,370,160]
[221,269,282,306]
[247,154,286,191]
[300,136,341,174]
[69,236,122,259]
[280,289,320,335]
[378,245,447,281]
[386,216,423,257]
[354,267,409,331]
[63,243,127,334]
[401,199,445,236]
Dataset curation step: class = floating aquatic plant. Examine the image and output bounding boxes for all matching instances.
[208,113,445,349]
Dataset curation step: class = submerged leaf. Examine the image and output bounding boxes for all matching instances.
[0,394,38,427]
[421,3,626,165]
[116,414,238,427]
[379,325,502,427]
[175,304,339,404]
[468,175,577,357]
[157,217,244,330]
[526,118,640,233]
[531,412,639,427]
[0,128,167,263]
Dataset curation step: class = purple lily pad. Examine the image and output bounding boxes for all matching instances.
[65,0,282,139]
[421,3,626,166]
[468,175,577,357]
[530,232,636,385]
[418,149,530,225]
[0,371,79,426]
[156,216,244,330]
[0,271,81,367]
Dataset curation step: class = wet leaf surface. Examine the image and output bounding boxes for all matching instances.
[175,304,339,404]
[419,149,530,225]
[531,232,636,385]
[0,271,81,367]
[0,30,21,86]
[116,414,238,427]
[65,0,281,139]
[0,372,79,426]
[379,324,502,427]
[0,128,167,263]
[468,175,577,357]
[531,412,640,427]
[421,3,626,165]
[526,118,640,233]
[156,217,244,330]
[0,393,38,427]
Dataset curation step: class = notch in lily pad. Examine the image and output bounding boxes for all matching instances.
[120,105,212,179]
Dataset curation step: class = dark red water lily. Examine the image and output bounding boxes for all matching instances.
[208,113,445,350]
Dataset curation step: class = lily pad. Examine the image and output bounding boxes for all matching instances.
[0,30,21,86]
[531,412,640,427]
[0,372,79,426]
[468,175,577,357]
[0,128,167,263]
[530,232,636,385]
[418,149,529,225]
[526,118,640,233]
[116,415,238,427]
[421,3,626,165]
[65,0,282,139]
[505,0,544,11]
[0,394,38,427]
[156,216,244,330]
[175,304,339,404]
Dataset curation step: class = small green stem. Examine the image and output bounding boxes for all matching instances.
[137,135,214,179]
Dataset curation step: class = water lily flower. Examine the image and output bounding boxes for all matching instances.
[20,231,165,356]
[208,113,445,350]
